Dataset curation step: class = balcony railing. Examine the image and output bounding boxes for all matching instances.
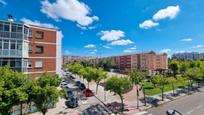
[0,31,28,40]
[0,49,23,57]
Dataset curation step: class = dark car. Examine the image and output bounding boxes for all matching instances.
[79,83,86,90]
[75,81,81,86]
[166,109,183,115]
[83,88,94,97]
[66,90,74,99]
[65,97,78,108]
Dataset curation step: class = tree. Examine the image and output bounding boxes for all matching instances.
[0,66,30,115]
[105,76,132,112]
[82,67,94,88]
[168,77,177,96]
[32,73,61,115]
[129,69,145,108]
[179,63,188,77]
[93,68,107,94]
[97,58,117,71]
[169,62,179,77]
[152,74,168,101]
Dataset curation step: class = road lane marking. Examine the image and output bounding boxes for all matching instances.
[196,105,202,109]
[187,109,194,114]
[134,111,148,115]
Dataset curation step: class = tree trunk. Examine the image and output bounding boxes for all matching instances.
[161,86,164,101]
[88,82,89,89]
[20,102,23,115]
[119,94,124,113]
[96,81,99,94]
[136,85,139,109]
[142,87,146,106]
[172,83,175,96]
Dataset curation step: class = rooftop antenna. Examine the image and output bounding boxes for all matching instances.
[8,14,14,22]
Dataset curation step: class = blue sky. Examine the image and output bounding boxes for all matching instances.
[0,0,204,57]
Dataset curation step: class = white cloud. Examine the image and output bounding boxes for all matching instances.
[103,45,111,49]
[21,18,57,29]
[180,38,192,42]
[90,49,97,54]
[160,48,171,53]
[123,49,134,53]
[194,45,204,48]
[99,30,125,41]
[84,44,96,48]
[139,20,159,29]
[0,0,6,5]
[40,0,99,27]
[110,39,134,46]
[64,50,72,55]
[153,5,180,21]
[130,45,137,50]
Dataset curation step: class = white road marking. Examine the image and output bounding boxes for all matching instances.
[187,109,195,114]
[134,111,148,115]
[196,105,202,109]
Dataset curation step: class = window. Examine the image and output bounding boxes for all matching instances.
[29,29,32,37]
[0,40,2,49]
[17,26,22,32]
[11,25,17,32]
[29,45,32,53]
[0,23,3,31]
[28,60,32,68]
[10,41,16,50]
[36,46,44,53]
[35,31,44,39]
[35,60,43,68]
[3,41,9,49]
[4,24,10,31]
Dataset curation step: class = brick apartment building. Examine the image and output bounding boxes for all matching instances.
[0,18,62,76]
[63,56,96,64]
[95,51,168,73]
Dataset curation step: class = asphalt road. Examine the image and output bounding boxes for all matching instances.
[147,88,204,115]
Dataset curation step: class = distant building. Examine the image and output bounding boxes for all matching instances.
[172,52,204,60]
[63,56,96,64]
[93,51,168,73]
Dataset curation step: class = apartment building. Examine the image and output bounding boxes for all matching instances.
[63,56,96,64]
[0,18,62,76]
[172,52,204,60]
[94,51,168,73]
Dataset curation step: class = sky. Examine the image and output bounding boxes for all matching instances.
[0,0,204,57]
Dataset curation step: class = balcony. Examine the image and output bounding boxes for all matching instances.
[0,49,23,57]
[0,31,28,40]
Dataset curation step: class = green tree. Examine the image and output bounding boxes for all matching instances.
[32,73,61,115]
[169,62,179,77]
[152,74,168,101]
[168,77,177,96]
[0,66,30,115]
[93,68,107,94]
[179,63,188,77]
[105,76,132,112]
[186,67,202,90]
[129,69,145,108]
[82,67,94,88]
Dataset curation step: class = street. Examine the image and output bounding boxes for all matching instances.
[146,88,204,115]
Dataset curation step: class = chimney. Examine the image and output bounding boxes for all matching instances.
[8,15,14,22]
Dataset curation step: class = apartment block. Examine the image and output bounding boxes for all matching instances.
[63,56,96,64]
[94,51,168,73]
[172,52,204,60]
[0,18,62,76]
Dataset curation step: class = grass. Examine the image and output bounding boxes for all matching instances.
[143,78,188,96]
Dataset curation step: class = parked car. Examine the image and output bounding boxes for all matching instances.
[83,88,94,97]
[78,93,87,100]
[61,82,68,88]
[65,97,78,108]
[79,83,86,91]
[70,75,76,80]
[166,109,183,115]
[66,90,74,99]
[75,81,81,86]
